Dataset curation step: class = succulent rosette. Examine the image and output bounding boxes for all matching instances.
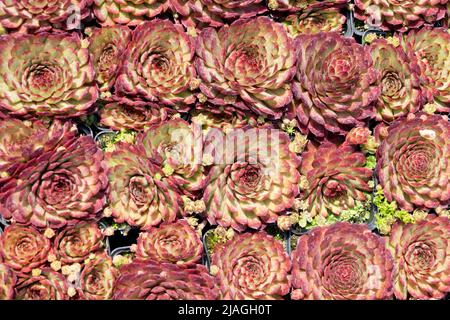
[88,26,132,92]
[291,32,379,138]
[79,253,119,300]
[195,16,296,119]
[115,20,196,110]
[388,215,450,300]
[15,269,68,300]
[0,32,98,118]
[211,232,291,300]
[136,220,203,265]
[369,39,423,122]
[0,0,91,33]
[106,142,182,230]
[0,263,16,300]
[54,222,104,264]
[402,28,450,113]
[0,136,109,229]
[186,0,267,27]
[299,141,373,218]
[376,113,450,212]
[269,0,349,12]
[93,0,170,26]
[113,260,219,300]
[204,127,300,231]
[345,127,370,146]
[139,118,206,197]
[0,118,77,174]
[284,7,346,36]
[0,225,51,273]
[355,0,447,32]
[99,97,174,131]
[291,223,394,300]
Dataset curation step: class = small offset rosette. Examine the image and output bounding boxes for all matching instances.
[135,220,203,265]
[79,253,119,300]
[54,222,104,264]
[113,260,219,300]
[0,225,51,274]
[15,268,68,300]
[211,232,291,300]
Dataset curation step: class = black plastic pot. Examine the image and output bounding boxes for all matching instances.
[110,246,132,259]
[348,9,385,45]
[343,8,354,38]
[98,221,112,257]
[368,173,379,231]
[361,29,387,46]
[0,215,9,230]
[94,130,117,149]
[76,122,94,137]
[202,230,212,271]
[92,123,114,136]
[107,226,140,253]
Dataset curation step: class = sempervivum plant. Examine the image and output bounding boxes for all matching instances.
[354,0,447,32]
[298,141,373,219]
[185,0,267,27]
[15,269,68,300]
[106,142,182,230]
[376,113,450,212]
[402,27,450,113]
[203,127,301,232]
[88,26,132,93]
[369,38,423,122]
[99,98,174,132]
[211,232,291,300]
[115,20,196,110]
[291,223,394,300]
[0,0,91,33]
[79,253,119,300]
[0,225,51,274]
[139,118,207,197]
[0,136,109,229]
[0,32,98,118]
[113,260,219,300]
[269,0,349,12]
[135,220,203,265]
[284,7,347,36]
[0,118,77,174]
[291,32,379,138]
[195,16,296,119]
[93,0,169,26]
[388,215,450,300]
[54,222,104,264]
[0,263,16,300]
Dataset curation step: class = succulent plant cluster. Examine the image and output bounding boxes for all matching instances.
[1,0,450,301]
[0,222,116,300]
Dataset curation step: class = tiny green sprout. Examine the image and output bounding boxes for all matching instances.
[365,155,377,169]
[373,186,415,235]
